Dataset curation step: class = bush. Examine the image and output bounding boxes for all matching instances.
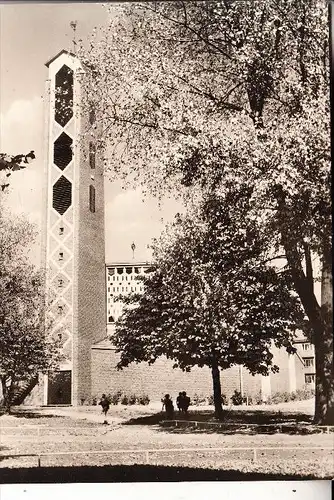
[99,392,150,406]
[109,391,122,405]
[231,390,243,406]
[193,393,207,406]
[265,388,315,405]
[207,394,228,406]
[296,388,315,400]
[128,394,138,405]
[120,394,129,405]
[138,394,150,405]
[221,393,228,406]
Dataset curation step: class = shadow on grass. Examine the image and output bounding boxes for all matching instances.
[0,464,321,483]
[124,409,313,426]
[155,425,326,436]
[2,410,63,420]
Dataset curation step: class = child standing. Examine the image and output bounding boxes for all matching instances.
[162,394,174,419]
[99,394,110,424]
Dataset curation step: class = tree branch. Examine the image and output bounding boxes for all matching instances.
[144,3,234,61]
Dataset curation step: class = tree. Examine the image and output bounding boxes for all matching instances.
[0,151,35,192]
[114,193,305,418]
[0,209,60,412]
[80,0,332,423]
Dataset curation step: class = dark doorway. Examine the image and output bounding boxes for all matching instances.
[47,370,72,405]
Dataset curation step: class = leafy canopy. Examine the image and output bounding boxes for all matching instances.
[0,210,60,395]
[114,193,306,374]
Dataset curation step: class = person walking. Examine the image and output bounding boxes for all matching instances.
[162,394,174,420]
[99,394,110,424]
[182,391,190,416]
[176,392,183,414]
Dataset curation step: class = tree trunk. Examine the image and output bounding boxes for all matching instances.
[314,251,333,424]
[1,376,11,414]
[1,376,7,410]
[283,238,334,424]
[277,192,333,424]
[211,359,223,419]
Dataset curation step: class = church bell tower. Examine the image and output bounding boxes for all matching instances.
[41,50,106,405]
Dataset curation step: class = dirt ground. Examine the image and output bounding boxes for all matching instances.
[0,400,333,479]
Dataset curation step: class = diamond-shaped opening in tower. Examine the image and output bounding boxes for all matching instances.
[54,133,73,170]
[53,176,72,215]
[55,65,73,127]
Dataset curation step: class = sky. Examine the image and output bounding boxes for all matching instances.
[0,2,183,265]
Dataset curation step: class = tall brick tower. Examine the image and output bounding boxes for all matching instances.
[41,50,106,405]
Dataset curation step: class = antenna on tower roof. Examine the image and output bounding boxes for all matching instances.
[70,21,77,54]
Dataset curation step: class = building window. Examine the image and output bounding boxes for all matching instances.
[59,252,64,261]
[58,279,63,288]
[58,305,63,315]
[59,227,64,235]
[302,343,311,351]
[113,287,115,292]
[303,357,314,368]
[89,142,96,169]
[89,185,95,213]
[305,374,315,384]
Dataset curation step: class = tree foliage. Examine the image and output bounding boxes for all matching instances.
[114,193,306,416]
[0,151,36,192]
[0,209,60,411]
[80,0,332,423]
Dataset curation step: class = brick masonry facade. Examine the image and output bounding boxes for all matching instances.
[37,50,106,406]
[91,342,307,404]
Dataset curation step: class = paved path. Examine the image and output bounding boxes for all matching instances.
[35,406,124,425]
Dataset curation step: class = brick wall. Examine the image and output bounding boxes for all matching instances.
[91,348,265,402]
[91,343,309,404]
[73,100,106,404]
[91,348,213,402]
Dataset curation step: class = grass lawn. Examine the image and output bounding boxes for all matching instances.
[0,400,333,479]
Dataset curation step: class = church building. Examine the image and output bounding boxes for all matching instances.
[24,50,314,407]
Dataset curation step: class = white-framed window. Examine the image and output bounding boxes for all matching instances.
[303,357,314,368]
[305,374,315,384]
